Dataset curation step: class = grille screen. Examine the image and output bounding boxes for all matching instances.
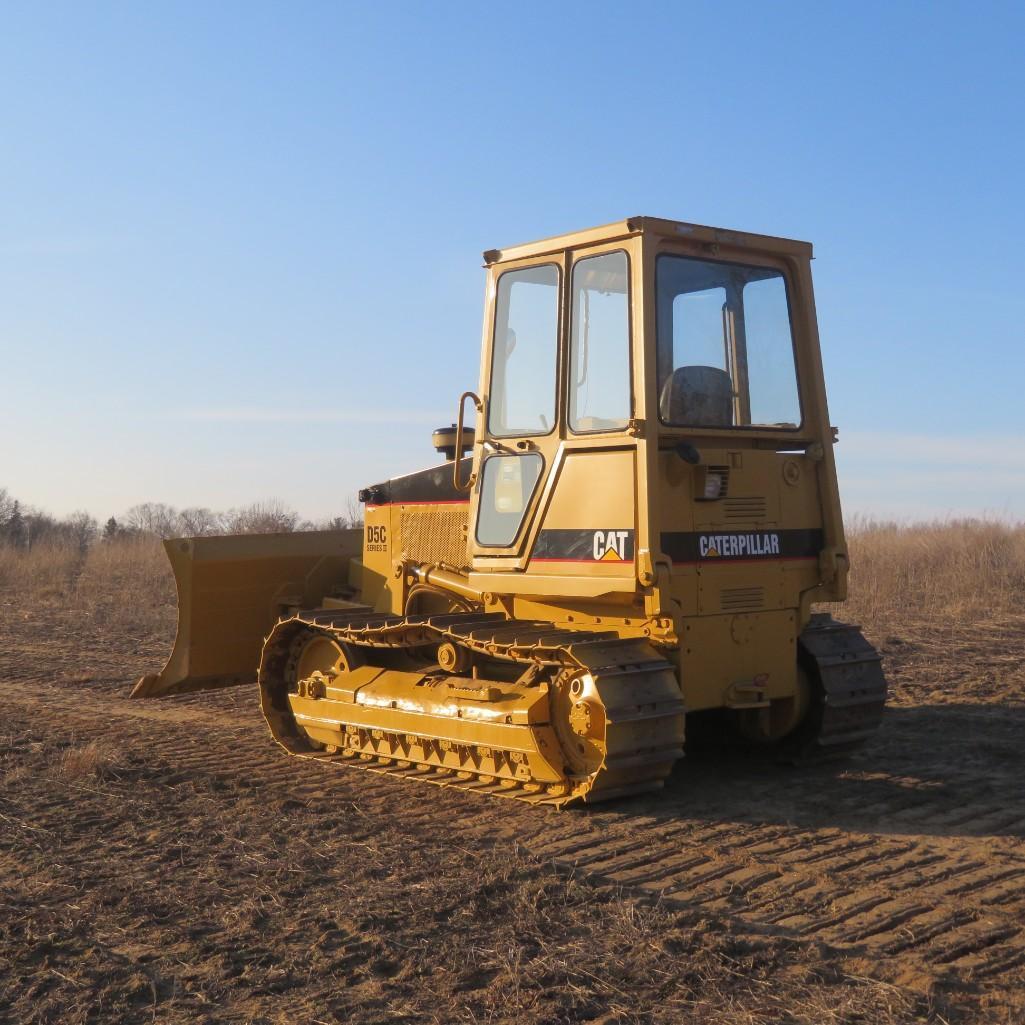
[720,586,766,612]
[723,497,768,522]
[400,505,467,569]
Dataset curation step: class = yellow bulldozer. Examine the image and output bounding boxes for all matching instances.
[134,217,886,806]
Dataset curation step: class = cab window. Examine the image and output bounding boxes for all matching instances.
[488,265,559,437]
[656,255,801,429]
[476,453,543,547]
[569,251,630,432]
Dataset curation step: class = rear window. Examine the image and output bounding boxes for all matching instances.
[656,255,801,429]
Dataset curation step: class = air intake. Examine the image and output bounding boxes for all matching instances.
[720,587,766,612]
[723,497,768,522]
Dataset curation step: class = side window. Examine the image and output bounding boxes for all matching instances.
[743,276,801,427]
[476,454,543,547]
[488,265,559,437]
[569,251,631,432]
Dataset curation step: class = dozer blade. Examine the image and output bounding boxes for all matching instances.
[132,529,362,699]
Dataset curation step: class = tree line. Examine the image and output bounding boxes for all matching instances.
[0,488,363,552]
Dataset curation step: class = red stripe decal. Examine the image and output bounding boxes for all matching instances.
[365,499,470,509]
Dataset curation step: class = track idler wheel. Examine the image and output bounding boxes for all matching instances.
[550,671,608,781]
[260,626,363,754]
[295,634,363,693]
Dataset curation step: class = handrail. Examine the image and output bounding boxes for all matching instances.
[454,391,482,491]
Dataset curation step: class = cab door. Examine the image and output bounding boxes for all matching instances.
[467,244,640,585]
[522,245,639,588]
[468,253,566,569]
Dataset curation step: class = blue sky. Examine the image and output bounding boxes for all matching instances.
[2,2,1023,522]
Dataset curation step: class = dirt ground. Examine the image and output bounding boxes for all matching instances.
[2,575,1025,1023]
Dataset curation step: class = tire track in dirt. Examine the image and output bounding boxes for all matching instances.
[5,677,1025,989]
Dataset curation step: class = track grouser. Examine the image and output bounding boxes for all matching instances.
[134,217,886,806]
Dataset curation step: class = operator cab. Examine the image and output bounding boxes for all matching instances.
[460,217,822,595]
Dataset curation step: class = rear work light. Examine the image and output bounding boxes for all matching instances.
[696,466,729,501]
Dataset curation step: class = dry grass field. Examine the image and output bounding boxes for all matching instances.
[1,521,1024,1024]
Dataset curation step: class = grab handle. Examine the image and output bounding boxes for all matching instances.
[454,391,482,491]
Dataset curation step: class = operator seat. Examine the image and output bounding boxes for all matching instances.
[659,365,734,426]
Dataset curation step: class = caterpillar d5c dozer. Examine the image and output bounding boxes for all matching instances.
[134,217,886,806]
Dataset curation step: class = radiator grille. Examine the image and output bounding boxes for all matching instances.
[723,497,768,522]
[400,506,467,569]
[720,586,765,612]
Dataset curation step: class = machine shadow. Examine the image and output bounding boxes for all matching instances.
[611,702,1025,840]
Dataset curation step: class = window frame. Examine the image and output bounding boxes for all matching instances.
[567,247,634,436]
[486,261,562,440]
[654,251,804,433]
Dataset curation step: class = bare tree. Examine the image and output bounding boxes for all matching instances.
[23,508,60,549]
[0,488,15,524]
[0,488,367,548]
[341,494,364,529]
[65,511,98,555]
[305,495,364,532]
[124,502,180,539]
[177,507,219,536]
[220,500,299,535]
[0,489,25,547]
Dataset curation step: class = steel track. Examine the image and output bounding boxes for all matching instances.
[258,610,686,806]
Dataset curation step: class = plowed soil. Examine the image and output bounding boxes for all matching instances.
[2,588,1024,1023]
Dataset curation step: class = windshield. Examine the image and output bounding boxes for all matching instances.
[655,255,801,429]
[488,264,559,437]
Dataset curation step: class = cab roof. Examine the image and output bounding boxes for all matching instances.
[483,216,814,266]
